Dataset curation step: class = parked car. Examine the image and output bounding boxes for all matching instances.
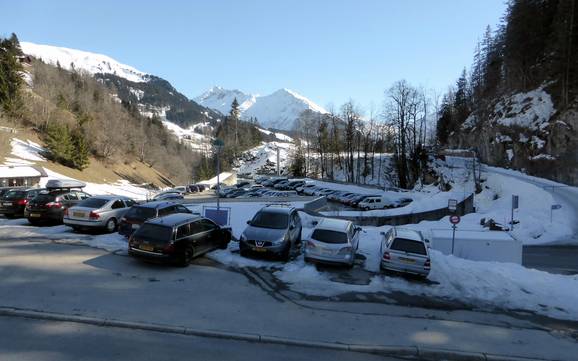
[262,177,287,187]
[25,180,91,224]
[236,181,250,188]
[118,201,192,237]
[379,227,431,278]
[64,195,137,232]
[128,213,231,267]
[302,185,320,196]
[239,205,302,261]
[287,179,305,190]
[357,195,390,210]
[0,189,29,218]
[153,191,184,201]
[304,218,360,267]
[274,180,290,190]
[350,194,379,207]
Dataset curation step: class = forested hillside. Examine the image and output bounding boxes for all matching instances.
[437,0,578,185]
[0,34,198,184]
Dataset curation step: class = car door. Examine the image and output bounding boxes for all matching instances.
[197,219,221,253]
[109,199,126,219]
[175,222,194,256]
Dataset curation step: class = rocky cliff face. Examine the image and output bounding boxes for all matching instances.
[451,86,577,185]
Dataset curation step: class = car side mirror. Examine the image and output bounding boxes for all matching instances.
[246,220,251,225]
[312,220,318,226]
[355,227,362,232]
[289,224,295,230]
[380,231,386,236]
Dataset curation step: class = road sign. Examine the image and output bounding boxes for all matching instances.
[551,204,562,210]
[449,215,461,224]
[448,199,458,212]
[512,195,519,209]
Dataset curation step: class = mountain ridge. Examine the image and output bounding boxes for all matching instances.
[195,86,328,130]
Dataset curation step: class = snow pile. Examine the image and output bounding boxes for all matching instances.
[492,87,555,130]
[196,87,327,131]
[21,42,149,83]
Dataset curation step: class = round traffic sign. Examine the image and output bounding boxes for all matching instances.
[449,215,461,224]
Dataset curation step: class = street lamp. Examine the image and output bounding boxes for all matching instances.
[213,138,225,210]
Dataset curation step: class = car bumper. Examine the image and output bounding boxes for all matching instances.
[0,206,22,216]
[239,240,286,255]
[304,250,353,265]
[63,218,106,228]
[380,261,430,277]
[128,247,173,263]
[25,209,63,222]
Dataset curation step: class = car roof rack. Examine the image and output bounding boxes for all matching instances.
[45,179,87,190]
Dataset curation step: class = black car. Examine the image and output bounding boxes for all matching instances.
[128,213,231,267]
[0,188,46,218]
[118,201,191,237]
[25,189,91,224]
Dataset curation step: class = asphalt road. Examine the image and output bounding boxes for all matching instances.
[0,316,399,361]
[0,239,576,361]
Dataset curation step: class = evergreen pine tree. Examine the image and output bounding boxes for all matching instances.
[70,128,90,170]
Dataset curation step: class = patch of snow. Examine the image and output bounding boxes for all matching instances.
[529,154,556,161]
[506,149,514,161]
[10,138,45,161]
[530,136,546,149]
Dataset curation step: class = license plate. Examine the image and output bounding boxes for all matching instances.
[30,213,41,218]
[399,257,415,264]
[140,244,154,252]
[131,224,140,230]
[3,202,12,206]
[253,247,267,252]
[73,212,85,218]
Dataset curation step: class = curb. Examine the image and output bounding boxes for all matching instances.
[0,307,558,361]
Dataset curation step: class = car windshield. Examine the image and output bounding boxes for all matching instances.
[78,198,109,208]
[250,211,289,229]
[390,238,427,255]
[311,229,348,244]
[3,190,26,200]
[125,206,156,221]
[134,223,173,242]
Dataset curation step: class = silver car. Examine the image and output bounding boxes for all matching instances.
[304,218,360,267]
[379,227,431,278]
[239,205,302,261]
[64,195,137,232]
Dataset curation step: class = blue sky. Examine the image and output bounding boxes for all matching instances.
[2,0,506,110]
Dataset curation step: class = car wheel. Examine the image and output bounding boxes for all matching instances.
[105,218,117,233]
[178,245,195,267]
[280,243,291,262]
[218,237,229,250]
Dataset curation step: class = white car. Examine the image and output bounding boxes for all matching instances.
[304,218,360,267]
[358,195,391,210]
[379,227,431,278]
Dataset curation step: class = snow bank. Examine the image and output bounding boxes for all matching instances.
[10,138,45,162]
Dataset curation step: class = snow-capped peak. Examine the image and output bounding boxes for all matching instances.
[195,87,327,130]
[194,86,256,114]
[20,42,150,83]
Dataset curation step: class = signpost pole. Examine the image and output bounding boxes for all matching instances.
[213,139,225,211]
[451,224,456,255]
[511,195,519,231]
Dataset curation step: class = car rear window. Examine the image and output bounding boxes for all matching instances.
[390,238,427,255]
[251,211,288,229]
[125,206,156,221]
[3,190,26,200]
[34,194,57,203]
[78,198,109,208]
[135,224,173,242]
[311,229,348,244]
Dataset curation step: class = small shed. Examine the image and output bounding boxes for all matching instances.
[0,165,47,189]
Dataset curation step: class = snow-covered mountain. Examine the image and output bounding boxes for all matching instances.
[20,42,150,83]
[195,87,328,130]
